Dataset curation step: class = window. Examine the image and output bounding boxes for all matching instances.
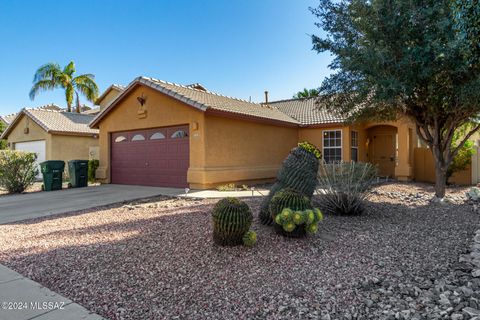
[171,130,188,139]
[351,131,358,162]
[131,134,145,141]
[323,130,342,163]
[150,132,165,140]
[114,136,127,143]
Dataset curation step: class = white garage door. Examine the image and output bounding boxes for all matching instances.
[14,140,46,178]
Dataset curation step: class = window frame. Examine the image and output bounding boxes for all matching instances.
[322,129,343,163]
[351,130,358,162]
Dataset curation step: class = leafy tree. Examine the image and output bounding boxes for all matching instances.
[0,121,7,150]
[447,123,477,184]
[311,0,480,199]
[29,61,99,113]
[293,88,320,99]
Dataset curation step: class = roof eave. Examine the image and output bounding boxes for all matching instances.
[48,130,99,137]
[205,109,300,127]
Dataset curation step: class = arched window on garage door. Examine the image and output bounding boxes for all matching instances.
[114,136,127,143]
[150,132,166,140]
[171,130,188,139]
[131,134,145,141]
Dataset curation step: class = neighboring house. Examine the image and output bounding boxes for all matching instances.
[0,113,17,127]
[1,106,99,177]
[89,76,473,189]
[82,84,125,116]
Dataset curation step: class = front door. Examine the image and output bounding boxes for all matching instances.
[371,134,396,177]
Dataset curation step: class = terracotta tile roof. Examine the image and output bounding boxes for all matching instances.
[91,77,300,127]
[1,106,98,139]
[268,97,345,125]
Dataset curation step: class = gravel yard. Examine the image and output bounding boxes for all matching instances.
[0,182,478,319]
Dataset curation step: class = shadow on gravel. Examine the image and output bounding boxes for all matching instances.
[0,196,478,320]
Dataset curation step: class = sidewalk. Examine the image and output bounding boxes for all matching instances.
[0,264,103,320]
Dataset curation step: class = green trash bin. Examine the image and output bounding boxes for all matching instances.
[68,160,89,188]
[40,161,65,191]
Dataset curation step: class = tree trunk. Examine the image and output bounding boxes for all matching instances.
[434,162,447,199]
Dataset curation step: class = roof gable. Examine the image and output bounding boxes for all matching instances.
[90,77,299,128]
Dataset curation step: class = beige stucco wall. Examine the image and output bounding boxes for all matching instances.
[190,115,298,188]
[50,134,99,164]
[6,114,52,158]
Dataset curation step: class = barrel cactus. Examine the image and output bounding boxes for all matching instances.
[260,142,320,225]
[243,231,257,247]
[269,188,314,238]
[212,197,253,246]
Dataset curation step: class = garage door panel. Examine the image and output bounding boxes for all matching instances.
[14,140,46,178]
[111,126,189,187]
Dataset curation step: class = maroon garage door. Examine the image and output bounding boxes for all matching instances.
[111,125,189,188]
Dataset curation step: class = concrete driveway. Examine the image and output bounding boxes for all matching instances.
[0,184,186,224]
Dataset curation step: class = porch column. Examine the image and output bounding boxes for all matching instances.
[395,124,413,181]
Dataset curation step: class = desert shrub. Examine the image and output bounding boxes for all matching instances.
[0,150,38,193]
[216,183,237,191]
[269,188,319,238]
[447,140,475,184]
[259,142,320,225]
[88,159,99,183]
[317,161,377,215]
[212,197,253,246]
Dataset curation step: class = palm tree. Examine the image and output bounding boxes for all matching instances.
[29,61,99,113]
[293,88,320,99]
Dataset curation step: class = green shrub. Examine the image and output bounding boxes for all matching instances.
[0,150,38,193]
[260,142,320,225]
[212,197,253,246]
[88,159,99,183]
[317,161,377,215]
[269,188,315,238]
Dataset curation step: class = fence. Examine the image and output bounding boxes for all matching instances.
[413,147,472,185]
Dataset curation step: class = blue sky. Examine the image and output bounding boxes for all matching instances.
[0,0,331,115]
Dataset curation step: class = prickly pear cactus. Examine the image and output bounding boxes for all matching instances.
[259,142,320,225]
[212,197,253,246]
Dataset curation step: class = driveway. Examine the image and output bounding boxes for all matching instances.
[0,184,186,224]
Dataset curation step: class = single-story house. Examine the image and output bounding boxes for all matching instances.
[90,76,472,189]
[1,106,99,176]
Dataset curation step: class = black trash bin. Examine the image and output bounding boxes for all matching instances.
[68,160,89,188]
[40,161,65,191]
